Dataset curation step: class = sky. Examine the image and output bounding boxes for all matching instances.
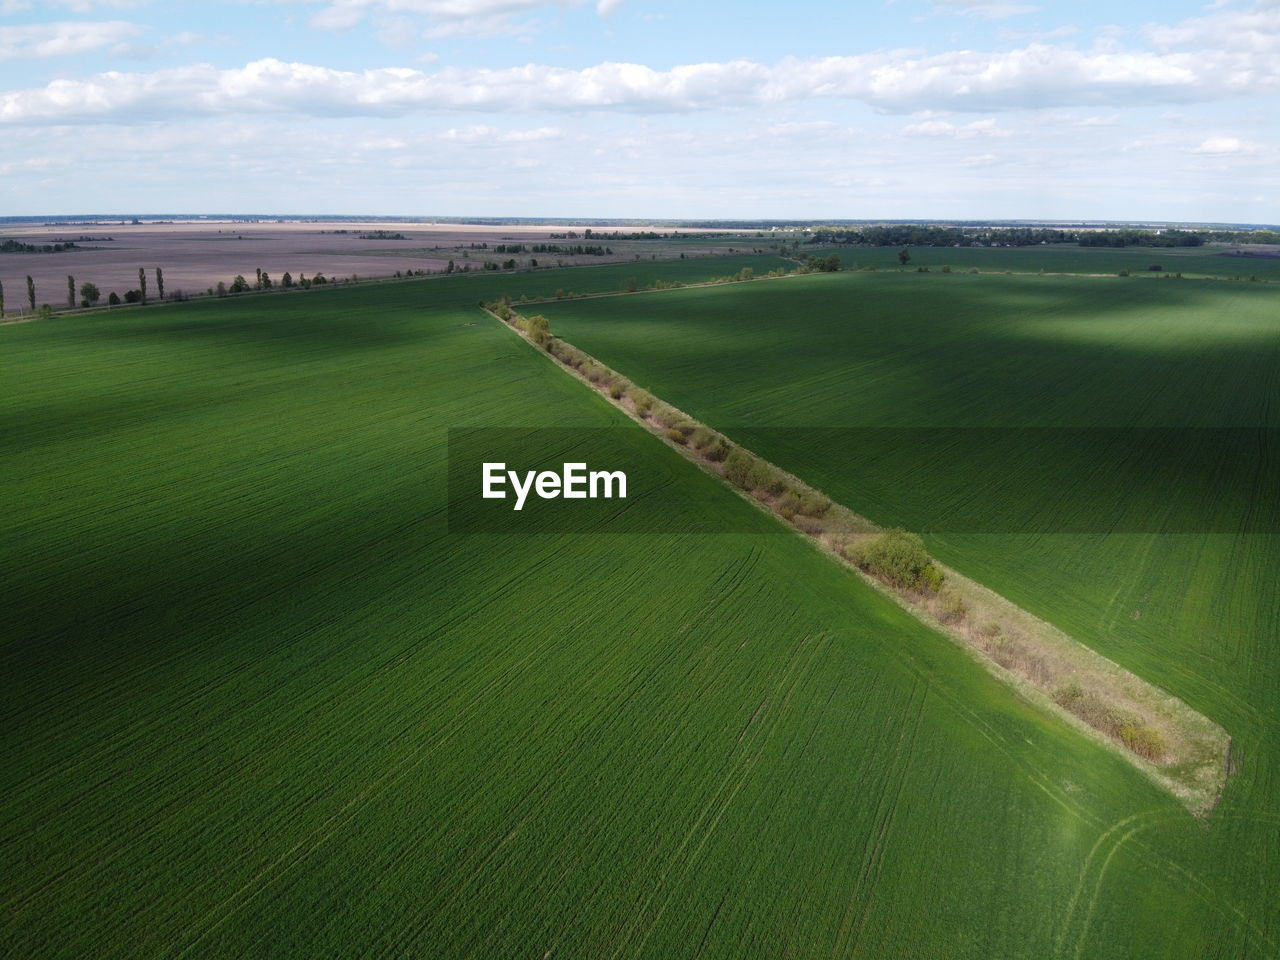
[0,0,1276,221]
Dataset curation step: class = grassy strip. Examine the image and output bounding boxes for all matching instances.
[485,300,1231,815]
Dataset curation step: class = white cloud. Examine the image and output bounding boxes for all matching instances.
[3,2,1278,123]
[1145,3,1280,55]
[441,122,561,142]
[596,0,623,13]
[0,20,141,61]
[5,32,1277,126]
[1193,135,1262,154]
[902,117,1011,137]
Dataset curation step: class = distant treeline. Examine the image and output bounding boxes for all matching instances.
[487,243,614,256]
[547,229,670,240]
[807,226,1280,248]
[1,239,80,253]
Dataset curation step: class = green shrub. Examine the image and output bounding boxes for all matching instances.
[1119,724,1167,761]
[852,528,934,590]
[705,440,730,463]
[921,563,945,595]
[746,460,786,496]
[797,493,831,518]
[524,313,552,345]
[608,382,625,400]
[940,265,951,273]
[630,390,653,416]
[690,427,716,450]
[665,427,687,445]
[777,490,802,519]
[653,405,681,429]
[1118,268,1130,277]
[722,449,754,488]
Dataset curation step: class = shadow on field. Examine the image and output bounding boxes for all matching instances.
[74,291,436,358]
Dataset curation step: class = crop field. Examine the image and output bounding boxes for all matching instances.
[0,220,783,316]
[800,243,1280,280]
[539,269,1280,955]
[5,261,1271,958]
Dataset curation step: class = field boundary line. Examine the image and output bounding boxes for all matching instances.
[481,302,1232,816]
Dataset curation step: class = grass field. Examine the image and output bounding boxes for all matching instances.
[2,261,1274,958]
[539,268,1280,956]
[801,243,1280,280]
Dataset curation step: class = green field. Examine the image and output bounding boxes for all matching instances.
[800,243,1280,280]
[2,262,1275,958]
[540,269,1280,955]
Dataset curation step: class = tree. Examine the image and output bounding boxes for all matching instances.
[27,275,35,312]
[524,314,552,346]
[79,281,101,306]
[138,267,147,304]
[215,281,228,297]
[281,272,294,288]
[108,291,121,306]
[898,248,911,266]
[446,259,455,274]
[0,279,4,317]
[68,275,76,309]
[851,528,940,592]
[155,267,164,300]
[124,289,142,303]
[230,274,249,293]
[260,272,272,289]
[255,267,263,290]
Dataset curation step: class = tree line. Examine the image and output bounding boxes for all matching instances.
[1,239,80,254]
[807,225,1280,248]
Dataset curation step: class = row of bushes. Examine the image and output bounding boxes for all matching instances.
[488,300,1174,769]
[1053,680,1167,761]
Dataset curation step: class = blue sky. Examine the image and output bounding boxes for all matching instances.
[1,0,1276,221]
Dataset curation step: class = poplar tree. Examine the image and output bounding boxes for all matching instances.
[0,279,5,317]
[155,266,164,300]
[139,268,147,304]
[68,275,76,309]
[27,275,35,312]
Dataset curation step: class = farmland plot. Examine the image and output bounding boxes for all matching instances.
[1,269,1270,957]
[541,270,1280,956]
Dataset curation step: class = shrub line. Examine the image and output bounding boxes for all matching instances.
[483,301,1231,816]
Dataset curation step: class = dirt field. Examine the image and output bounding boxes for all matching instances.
[0,220,765,313]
